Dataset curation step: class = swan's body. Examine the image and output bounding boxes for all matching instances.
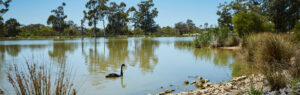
[105,64,125,78]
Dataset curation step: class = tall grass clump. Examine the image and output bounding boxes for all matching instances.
[244,32,299,90]
[7,62,76,95]
[194,32,211,48]
[224,36,240,47]
[293,22,300,41]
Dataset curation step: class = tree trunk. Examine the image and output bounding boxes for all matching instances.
[102,19,106,36]
[94,20,97,37]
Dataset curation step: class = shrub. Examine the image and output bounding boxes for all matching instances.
[293,22,300,41]
[7,62,77,95]
[244,33,298,90]
[224,36,240,47]
[194,32,211,48]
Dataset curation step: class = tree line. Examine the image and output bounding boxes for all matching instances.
[217,0,300,37]
[0,0,299,37]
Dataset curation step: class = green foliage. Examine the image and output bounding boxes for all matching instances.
[106,2,134,35]
[0,0,11,15]
[232,11,269,37]
[156,26,178,35]
[293,22,300,41]
[84,0,109,36]
[175,22,189,35]
[0,17,5,37]
[4,18,21,37]
[248,88,263,95]
[133,0,158,35]
[186,19,196,33]
[215,26,231,46]
[130,27,144,35]
[224,36,240,47]
[217,2,233,31]
[0,0,11,37]
[248,76,263,95]
[263,0,300,32]
[194,32,211,48]
[47,2,68,35]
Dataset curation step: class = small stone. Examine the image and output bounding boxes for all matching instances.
[203,79,210,83]
[147,93,151,95]
[160,86,163,89]
[195,91,202,95]
[184,80,189,84]
[195,82,203,88]
[158,92,165,95]
[190,81,196,84]
[198,77,203,81]
[0,89,3,95]
[179,92,188,95]
[231,90,241,95]
[169,84,173,87]
[165,89,175,94]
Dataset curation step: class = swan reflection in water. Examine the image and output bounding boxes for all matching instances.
[105,64,127,88]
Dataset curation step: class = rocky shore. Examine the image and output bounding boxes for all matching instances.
[157,74,300,95]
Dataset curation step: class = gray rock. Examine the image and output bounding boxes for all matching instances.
[158,92,165,95]
[190,80,196,84]
[197,77,203,81]
[184,80,189,84]
[0,89,4,95]
[231,90,241,95]
[165,89,175,94]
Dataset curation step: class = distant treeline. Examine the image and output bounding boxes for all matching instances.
[0,0,300,37]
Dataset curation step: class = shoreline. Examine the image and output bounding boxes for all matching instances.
[157,74,300,95]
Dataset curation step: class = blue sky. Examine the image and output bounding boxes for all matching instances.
[3,0,231,28]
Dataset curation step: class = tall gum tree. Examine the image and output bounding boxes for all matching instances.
[47,2,68,36]
[0,0,11,37]
[133,0,158,35]
[84,0,109,37]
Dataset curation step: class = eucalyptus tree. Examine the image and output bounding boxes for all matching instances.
[133,0,158,35]
[217,2,233,31]
[80,19,85,35]
[47,2,68,36]
[0,0,11,36]
[84,0,109,36]
[263,0,300,32]
[0,0,11,18]
[186,19,195,32]
[204,22,209,30]
[5,18,20,37]
[106,2,135,35]
[175,22,189,35]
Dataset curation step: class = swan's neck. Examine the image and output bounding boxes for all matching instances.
[120,66,123,76]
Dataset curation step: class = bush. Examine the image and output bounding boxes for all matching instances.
[232,11,271,37]
[194,32,211,48]
[224,36,240,47]
[244,33,298,90]
[293,22,300,41]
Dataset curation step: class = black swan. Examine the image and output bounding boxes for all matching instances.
[105,64,126,78]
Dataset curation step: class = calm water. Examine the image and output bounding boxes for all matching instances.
[0,37,254,95]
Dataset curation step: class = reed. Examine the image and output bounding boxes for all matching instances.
[7,62,76,95]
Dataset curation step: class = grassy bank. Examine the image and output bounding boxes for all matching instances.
[242,32,300,90]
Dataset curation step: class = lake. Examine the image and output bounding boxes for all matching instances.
[0,37,254,95]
